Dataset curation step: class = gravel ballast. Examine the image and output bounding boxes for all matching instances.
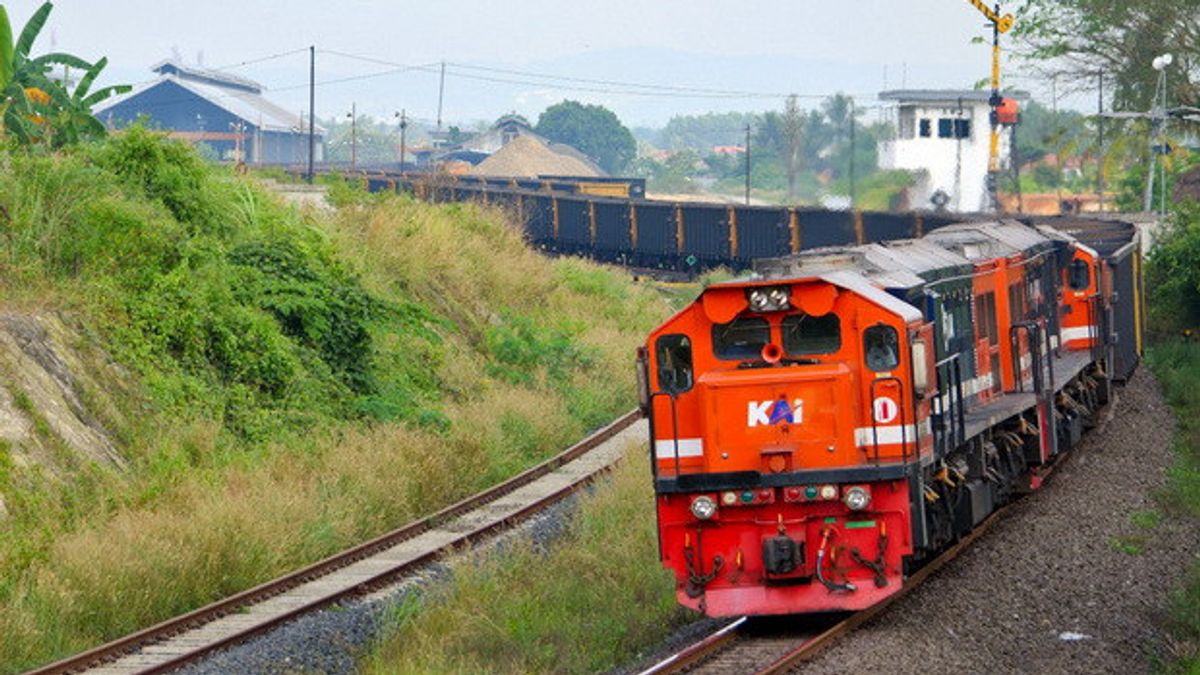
[176,495,582,675]
[796,370,1198,674]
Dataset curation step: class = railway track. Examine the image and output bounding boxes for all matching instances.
[639,397,1120,675]
[638,509,1005,675]
[30,412,646,675]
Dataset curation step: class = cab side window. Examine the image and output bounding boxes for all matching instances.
[864,324,900,372]
[1068,259,1090,291]
[712,318,770,360]
[655,334,693,394]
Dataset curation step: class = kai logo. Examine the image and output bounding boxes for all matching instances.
[747,398,804,427]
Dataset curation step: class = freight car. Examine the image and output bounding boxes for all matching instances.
[636,218,1143,616]
[356,171,963,271]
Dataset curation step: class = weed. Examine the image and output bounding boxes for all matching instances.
[1109,534,1146,555]
[10,390,32,413]
[1147,341,1200,670]
[1131,510,1162,530]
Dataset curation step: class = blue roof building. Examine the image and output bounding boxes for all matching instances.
[96,60,325,165]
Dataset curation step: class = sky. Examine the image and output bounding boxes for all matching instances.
[3,1,1094,128]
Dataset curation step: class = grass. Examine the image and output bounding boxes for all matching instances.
[364,444,691,675]
[1108,534,1147,556]
[0,129,678,672]
[1146,341,1200,672]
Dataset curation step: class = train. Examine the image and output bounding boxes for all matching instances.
[637,217,1143,616]
[346,170,966,272]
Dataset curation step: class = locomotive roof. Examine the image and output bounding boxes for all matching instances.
[753,219,1074,303]
[923,220,1055,261]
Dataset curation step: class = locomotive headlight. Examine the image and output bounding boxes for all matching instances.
[843,486,871,511]
[746,286,790,312]
[748,289,770,312]
[690,495,718,520]
[768,287,789,308]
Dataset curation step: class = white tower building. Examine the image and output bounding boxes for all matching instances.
[877,89,1028,213]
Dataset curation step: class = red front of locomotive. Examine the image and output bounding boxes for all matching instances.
[640,274,933,616]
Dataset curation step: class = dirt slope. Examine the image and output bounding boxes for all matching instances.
[0,312,125,516]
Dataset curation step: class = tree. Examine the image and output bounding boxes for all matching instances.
[0,2,127,146]
[1013,0,1200,109]
[535,100,637,174]
[659,111,756,151]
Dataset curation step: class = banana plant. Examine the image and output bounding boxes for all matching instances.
[0,6,13,139]
[50,56,130,145]
[0,6,12,91]
[0,2,127,146]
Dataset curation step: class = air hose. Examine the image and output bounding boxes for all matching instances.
[815,527,856,593]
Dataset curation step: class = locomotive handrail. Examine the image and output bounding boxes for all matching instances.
[932,354,966,455]
[868,376,908,465]
[1010,322,1043,395]
[648,391,684,479]
[1042,317,1056,397]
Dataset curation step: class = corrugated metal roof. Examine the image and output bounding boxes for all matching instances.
[150,59,262,93]
[97,74,325,135]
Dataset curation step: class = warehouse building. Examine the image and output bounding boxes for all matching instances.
[95,60,323,164]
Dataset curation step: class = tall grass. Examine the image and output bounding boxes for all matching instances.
[0,130,676,671]
[365,444,690,675]
[1146,343,1200,671]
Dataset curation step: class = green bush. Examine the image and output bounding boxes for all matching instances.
[229,240,379,393]
[88,125,215,231]
[1146,202,1200,332]
[484,313,596,387]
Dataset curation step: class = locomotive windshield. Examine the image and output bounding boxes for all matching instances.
[712,318,770,360]
[782,313,841,355]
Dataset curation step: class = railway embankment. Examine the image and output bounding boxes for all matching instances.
[0,129,671,673]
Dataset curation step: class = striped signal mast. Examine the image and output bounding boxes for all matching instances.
[964,0,1014,212]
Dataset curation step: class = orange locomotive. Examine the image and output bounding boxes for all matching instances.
[637,220,1137,617]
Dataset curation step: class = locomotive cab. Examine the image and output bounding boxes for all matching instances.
[642,273,931,615]
[1060,244,1103,351]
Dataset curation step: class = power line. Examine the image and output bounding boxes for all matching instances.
[271,62,441,93]
[320,47,867,100]
[440,66,781,99]
[211,47,311,72]
[446,61,795,98]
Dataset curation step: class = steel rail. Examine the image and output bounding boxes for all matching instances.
[29,410,642,675]
[637,618,747,675]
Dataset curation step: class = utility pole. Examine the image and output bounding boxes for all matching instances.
[1097,71,1105,211]
[396,109,409,171]
[307,45,315,184]
[744,124,752,205]
[1052,74,1062,213]
[848,101,857,209]
[436,61,446,131]
[347,102,357,170]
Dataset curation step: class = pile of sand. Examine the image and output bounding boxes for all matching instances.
[470,135,601,178]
